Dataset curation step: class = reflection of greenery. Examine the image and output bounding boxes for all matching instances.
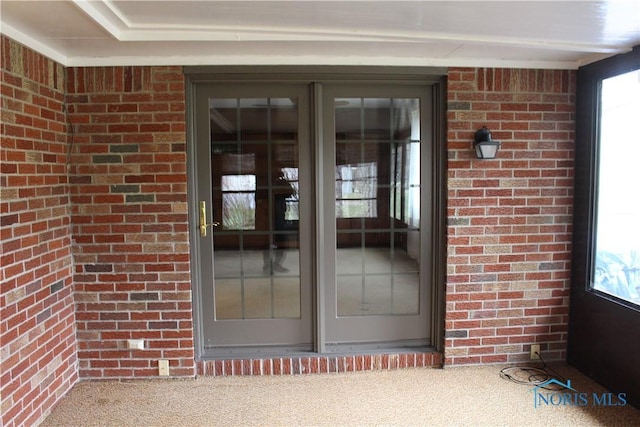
[594,250,640,303]
[223,194,255,230]
[285,200,299,221]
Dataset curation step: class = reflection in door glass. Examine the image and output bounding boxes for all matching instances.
[335,162,378,218]
[334,97,421,316]
[210,97,302,320]
[221,174,256,230]
[593,69,640,306]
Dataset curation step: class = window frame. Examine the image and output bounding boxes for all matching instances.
[589,69,640,307]
[568,45,640,408]
[572,46,640,311]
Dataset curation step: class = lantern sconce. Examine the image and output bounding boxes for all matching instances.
[473,126,501,159]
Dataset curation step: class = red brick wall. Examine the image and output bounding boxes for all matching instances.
[445,68,575,365]
[0,37,78,427]
[65,65,195,379]
[1,39,578,422]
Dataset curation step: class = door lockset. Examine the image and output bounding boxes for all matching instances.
[199,200,219,237]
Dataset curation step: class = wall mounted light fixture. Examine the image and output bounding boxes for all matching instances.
[473,126,501,159]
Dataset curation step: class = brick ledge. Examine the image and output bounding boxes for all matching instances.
[197,351,443,377]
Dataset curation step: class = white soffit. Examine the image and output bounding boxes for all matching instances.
[1,0,639,69]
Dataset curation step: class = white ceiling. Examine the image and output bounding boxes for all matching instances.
[1,0,639,69]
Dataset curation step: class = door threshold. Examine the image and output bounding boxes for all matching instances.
[197,350,442,377]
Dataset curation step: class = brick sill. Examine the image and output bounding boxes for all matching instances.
[197,351,443,377]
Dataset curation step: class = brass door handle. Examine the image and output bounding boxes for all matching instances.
[199,201,219,237]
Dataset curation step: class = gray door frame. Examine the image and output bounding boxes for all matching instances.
[186,67,447,359]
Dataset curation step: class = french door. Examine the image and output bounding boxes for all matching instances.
[194,84,313,353]
[190,75,440,357]
[321,85,431,348]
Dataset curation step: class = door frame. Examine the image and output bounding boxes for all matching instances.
[185,66,448,360]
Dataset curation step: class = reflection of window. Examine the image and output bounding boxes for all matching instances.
[593,69,640,305]
[336,162,377,218]
[391,141,420,227]
[281,167,299,221]
[221,175,256,230]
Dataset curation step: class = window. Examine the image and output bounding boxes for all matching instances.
[592,69,640,305]
[568,46,640,406]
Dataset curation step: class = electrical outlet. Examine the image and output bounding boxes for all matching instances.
[530,344,541,360]
[158,359,170,376]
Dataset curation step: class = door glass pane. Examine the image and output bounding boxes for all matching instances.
[215,278,242,320]
[221,174,256,230]
[593,69,640,306]
[210,97,301,320]
[335,97,421,317]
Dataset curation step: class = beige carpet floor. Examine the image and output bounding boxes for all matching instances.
[42,364,640,426]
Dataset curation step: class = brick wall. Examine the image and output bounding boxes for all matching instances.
[65,66,195,378]
[1,37,578,425]
[445,68,575,365]
[0,37,78,427]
